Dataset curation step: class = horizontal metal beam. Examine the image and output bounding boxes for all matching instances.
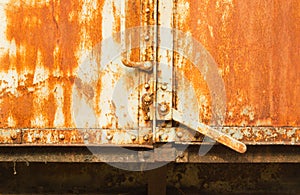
[0,127,298,145]
[0,145,298,163]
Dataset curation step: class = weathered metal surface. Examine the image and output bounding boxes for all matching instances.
[1,163,300,194]
[173,109,247,153]
[0,129,21,144]
[0,145,298,163]
[0,126,297,145]
[175,0,300,127]
[0,0,299,147]
[0,163,299,194]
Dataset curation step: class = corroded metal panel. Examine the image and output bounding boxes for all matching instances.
[0,0,299,147]
[0,0,140,130]
[174,0,300,127]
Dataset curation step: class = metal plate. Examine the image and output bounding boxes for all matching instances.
[0,0,299,147]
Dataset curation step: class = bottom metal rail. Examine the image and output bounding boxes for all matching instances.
[0,145,298,163]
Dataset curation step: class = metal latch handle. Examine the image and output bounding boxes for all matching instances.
[120,0,153,72]
[173,109,247,153]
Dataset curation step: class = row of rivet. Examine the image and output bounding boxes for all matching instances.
[8,129,188,143]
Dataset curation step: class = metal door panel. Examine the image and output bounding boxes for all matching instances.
[174,0,300,127]
[0,0,141,130]
[0,0,299,147]
[173,0,300,144]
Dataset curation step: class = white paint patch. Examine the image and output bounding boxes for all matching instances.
[0,1,11,55]
[31,82,50,127]
[31,114,48,128]
[53,84,65,127]
[81,0,98,22]
[241,106,255,121]
[98,0,118,128]
[7,114,16,127]
[33,50,49,84]
[176,0,189,26]
[0,69,18,95]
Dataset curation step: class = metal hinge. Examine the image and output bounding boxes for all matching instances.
[119,0,247,153]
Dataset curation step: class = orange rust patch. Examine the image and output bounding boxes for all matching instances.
[181,0,300,126]
[5,0,82,74]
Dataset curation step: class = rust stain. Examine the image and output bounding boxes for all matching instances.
[112,1,120,43]
[5,0,81,74]
[86,0,105,47]
[127,0,141,62]
[174,53,213,124]
[180,0,300,126]
[0,0,107,128]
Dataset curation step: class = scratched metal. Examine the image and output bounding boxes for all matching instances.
[0,0,299,146]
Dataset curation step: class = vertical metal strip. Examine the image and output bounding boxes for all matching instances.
[138,0,157,144]
[152,0,158,143]
[156,0,174,121]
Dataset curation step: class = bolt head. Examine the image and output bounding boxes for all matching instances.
[142,93,153,106]
[143,134,149,141]
[106,134,113,141]
[144,83,150,89]
[59,134,65,140]
[144,115,150,121]
[131,135,137,141]
[144,95,152,102]
[35,133,41,140]
[10,133,17,140]
[160,105,167,112]
[161,83,167,90]
[176,131,183,138]
[144,35,150,41]
[83,134,89,140]
[159,103,169,115]
[161,134,169,141]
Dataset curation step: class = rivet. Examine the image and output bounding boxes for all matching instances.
[131,135,137,141]
[142,93,153,106]
[10,133,17,140]
[144,114,150,121]
[176,131,183,138]
[159,103,169,115]
[144,35,150,41]
[145,8,150,13]
[143,134,149,141]
[59,134,65,140]
[35,133,40,140]
[84,134,89,140]
[161,133,169,141]
[106,134,113,141]
[161,83,167,90]
[144,83,150,89]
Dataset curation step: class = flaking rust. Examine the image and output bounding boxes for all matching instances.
[0,0,299,146]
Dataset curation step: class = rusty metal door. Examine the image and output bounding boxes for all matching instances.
[171,0,300,146]
[0,0,299,153]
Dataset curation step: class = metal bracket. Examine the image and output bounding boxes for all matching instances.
[172,109,247,153]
